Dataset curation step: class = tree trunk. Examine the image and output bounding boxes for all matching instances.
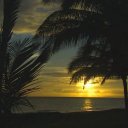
[122,76,128,110]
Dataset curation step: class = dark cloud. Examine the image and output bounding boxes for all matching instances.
[53,88,84,93]
[13,0,61,33]
[42,72,68,78]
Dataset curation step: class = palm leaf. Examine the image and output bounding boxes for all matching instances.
[35,9,108,53]
[2,38,51,112]
[0,0,20,88]
[69,40,114,84]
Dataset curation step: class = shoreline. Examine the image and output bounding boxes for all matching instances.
[0,109,127,128]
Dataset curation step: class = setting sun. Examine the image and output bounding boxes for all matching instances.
[78,79,94,89]
[84,82,93,89]
[76,80,97,97]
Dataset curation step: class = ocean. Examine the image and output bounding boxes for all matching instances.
[19,97,124,113]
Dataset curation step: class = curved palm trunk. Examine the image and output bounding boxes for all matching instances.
[122,76,128,110]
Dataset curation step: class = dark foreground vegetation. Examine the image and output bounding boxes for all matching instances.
[0,109,127,128]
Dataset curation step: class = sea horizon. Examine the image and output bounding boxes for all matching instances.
[16,97,125,113]
[28,96,124,98]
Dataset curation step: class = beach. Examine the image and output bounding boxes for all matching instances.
[0,109,127,128]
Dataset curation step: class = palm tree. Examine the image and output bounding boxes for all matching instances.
[68,41,128,109]
[36,0,128,110]
[68,41,112,84]
[0,0,51,114]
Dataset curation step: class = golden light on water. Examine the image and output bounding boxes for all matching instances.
[83,99,93,111]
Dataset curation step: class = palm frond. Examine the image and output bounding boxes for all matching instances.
[35,9,105,36]
[69,39,114,85]
[42,0,104,11]
[8,38,51,95]
[1,0,20,47]
[61,0,106,11]
[35,8,108,53]
[0,37,51,112]
[0,0,20,88]
[42,0,60,4]
[0,0,53,113]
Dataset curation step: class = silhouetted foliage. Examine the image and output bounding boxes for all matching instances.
[37,0,128,109]
[68,41,112,84]
[0,0,51,114]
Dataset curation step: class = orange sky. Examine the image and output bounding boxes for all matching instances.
[29,49,124,98]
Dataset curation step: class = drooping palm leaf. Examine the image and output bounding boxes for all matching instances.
[68,40,121,85]
[1,37,51,112]
[35,8,108,53]
[41,0,128,109]
[40,0,128,77]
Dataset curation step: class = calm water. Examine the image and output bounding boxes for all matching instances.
[19,97,124,113]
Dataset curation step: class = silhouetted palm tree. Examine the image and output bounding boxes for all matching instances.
[0,0,51,114]
[68,41,111,84]
[36,0,128,110]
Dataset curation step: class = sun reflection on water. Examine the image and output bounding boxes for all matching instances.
[82,99,93,111]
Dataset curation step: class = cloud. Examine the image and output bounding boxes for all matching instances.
[0,0,124,98]
[42,72,69,78]
[41,66,71,78]
[31,64,124,97]
[13,0,61,34]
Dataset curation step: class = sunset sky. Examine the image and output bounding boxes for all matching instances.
[0,0,124,98]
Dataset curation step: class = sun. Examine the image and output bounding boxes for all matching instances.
[84,82,92,89]
[76,80,97,97]
[77,80,93,89]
